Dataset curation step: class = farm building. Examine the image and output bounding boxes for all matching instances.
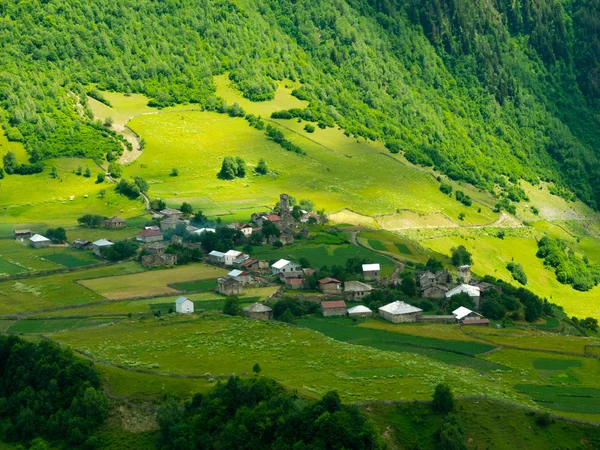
[445,284,481,308]
[240,258,269,271]
[285,278,304,290]
[105,216,126,228]
[136,229,163,243]
[142,252,177,268]
[419,271,437,288]
[223,250,243,266]
[175,296,194,314]
[416,315,455,323]
[160,215,183,231]
[14,229,32,240]
[461,318,490,326]
[421,284,449,299]
[379,301,423,323]
[452,306,482,322]
[217,277,243,296]
[29,234,50,248]
[71,239,92,250]
[320,300,347,317]
[228,269,252,284]
[160,208,184,217]
[208,250,225,264]
[92,239,114,256]
[362,263,381,281]
[344,281,372,300]
[347,305,372,317]
[243,302,273,320]
[228,222,253,236]
[458,265,471,283]
[318,278,342,294]
[271,259,302,275]
[146,242,168,254]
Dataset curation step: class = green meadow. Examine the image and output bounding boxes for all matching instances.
[422,234,600,319]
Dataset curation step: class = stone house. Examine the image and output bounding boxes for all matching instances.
[105,216,126,228]
[92,239,114,257]
[285,278,304,290]
[458,265,471,283]
[445,284,481,308]
[71,239,92,250]
[217,277,243,296]
[347,305,372,317]
[146,242,168,254]
[243,302,273,320]
[29,234,50,248]
[343,281,373,300]
[378,301,423,323]
[160,208,184,218]
[142,252,177,268]
[452,306,483,322]
[318,278,342,294]
[421,284,449,299]
[136,229,163,243]
[271,259,302,275]
[228,269,252,284]
[160,215,183,231]
[320,300,347,317]
[362,263,381,281]
[14,229,32,240]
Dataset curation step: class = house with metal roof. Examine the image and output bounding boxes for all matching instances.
[318,277,342,294]
[175,296,194,314]
[362,263,381,281]
[445,284,481,308]
[344,281,373,300]
[452,306,482,321]
[208,250,225,264]
[379,301,422,323]
[228,269,252,284]
[223,250,243,266]
[347,305,372,317]
[92,239,114,256]
[29,234,50,248]
[136,228,163,243]
[271,259,302,275]
[243,302,272,320]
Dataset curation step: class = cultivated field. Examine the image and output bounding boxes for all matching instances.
[79,263,228,300]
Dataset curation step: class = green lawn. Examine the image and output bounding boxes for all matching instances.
[43,253,97,268]
[6,317,119,334]
[515,384,600,414]
[169,279,218,292]
[0,257,25,276]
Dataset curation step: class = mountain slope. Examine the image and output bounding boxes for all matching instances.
[0,0,599,207]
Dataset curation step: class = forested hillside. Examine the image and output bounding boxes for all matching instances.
[0,0,599,207]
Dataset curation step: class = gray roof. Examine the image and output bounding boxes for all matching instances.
[29,234,50,242]
[176,296,191,305]
[344,281,373,292]
[379,301,422,315]
[243,302,272,313]
[92,239,114,247]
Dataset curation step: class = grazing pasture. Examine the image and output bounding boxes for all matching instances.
[52,314,523,404]
[79,263,227,299]
[169,279,218,292]
[5,317,119,334]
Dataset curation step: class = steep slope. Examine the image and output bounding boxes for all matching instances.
[0,0,599,207]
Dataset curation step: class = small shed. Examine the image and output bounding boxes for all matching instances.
[228,269,252,284]
[208,250,225,264]
[136,229,163,243]
[175,296,194,314]
[347,305,372,317]
[379,301,423,323]
[105,216,126,229]
[92,239,114,256]
[217,277,243,296]
[344,281,373,300]
[14,229,32,240]
[320,300,347,317]
[243,302,273,320]
[452,306,482,321]
[318,278,342,294]
[461,318,490,326]
[29,234,50,249]
[362,263,381,281]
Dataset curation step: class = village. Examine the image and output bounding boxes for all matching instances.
[12,193,494,328]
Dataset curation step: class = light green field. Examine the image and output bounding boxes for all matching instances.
[357,321,483,343]
[52,314,532,405]
[0,239,97,273]
[79,263,228,299]
[5,317,119,334]
[422,235,600,319]
[357,230,438,264]
[67,225,142,243]
[0,262,143,315]
[0,155,144,226]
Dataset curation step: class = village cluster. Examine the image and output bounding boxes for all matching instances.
[14,193,491,327]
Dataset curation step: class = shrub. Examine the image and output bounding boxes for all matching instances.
[304,123,315,133]
[432,383,454,414]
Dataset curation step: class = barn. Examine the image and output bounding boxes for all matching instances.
[175,296,194,314]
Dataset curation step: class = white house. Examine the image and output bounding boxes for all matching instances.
[224,249,243,266]
[362,263,381,281]
[92,239,114,256]
[378,301,423,323]
[228,269,252,284]
[452,306,482,321]
[271,259,302,275]
[208,250,225,264]
[175,296,194,314]
[29,234,51,248]
[445,284,481,308]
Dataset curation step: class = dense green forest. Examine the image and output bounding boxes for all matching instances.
[0,0,599,207]
[0,335,109,447]
[156,376,384,449]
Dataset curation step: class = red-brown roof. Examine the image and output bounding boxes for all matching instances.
[321,300,347,309]
[287,278,303,285]
[241,258,258,268]
[264,215,281,222]
[137,229,163,237]
[318,277,341,285]
[303,268,315,276]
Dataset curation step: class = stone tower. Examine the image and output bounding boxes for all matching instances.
[458,265,471,283]
[279,193,291,219]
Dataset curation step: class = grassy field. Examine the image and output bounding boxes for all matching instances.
[52,314,526,405]
[79,263,227,299]
[422,235,600,318]
[357,321,484,343]
[169,279,218,292]
[358,230,440,264]
[366,400,600,450]
[4,317,119,334]
[0,261,144,315]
